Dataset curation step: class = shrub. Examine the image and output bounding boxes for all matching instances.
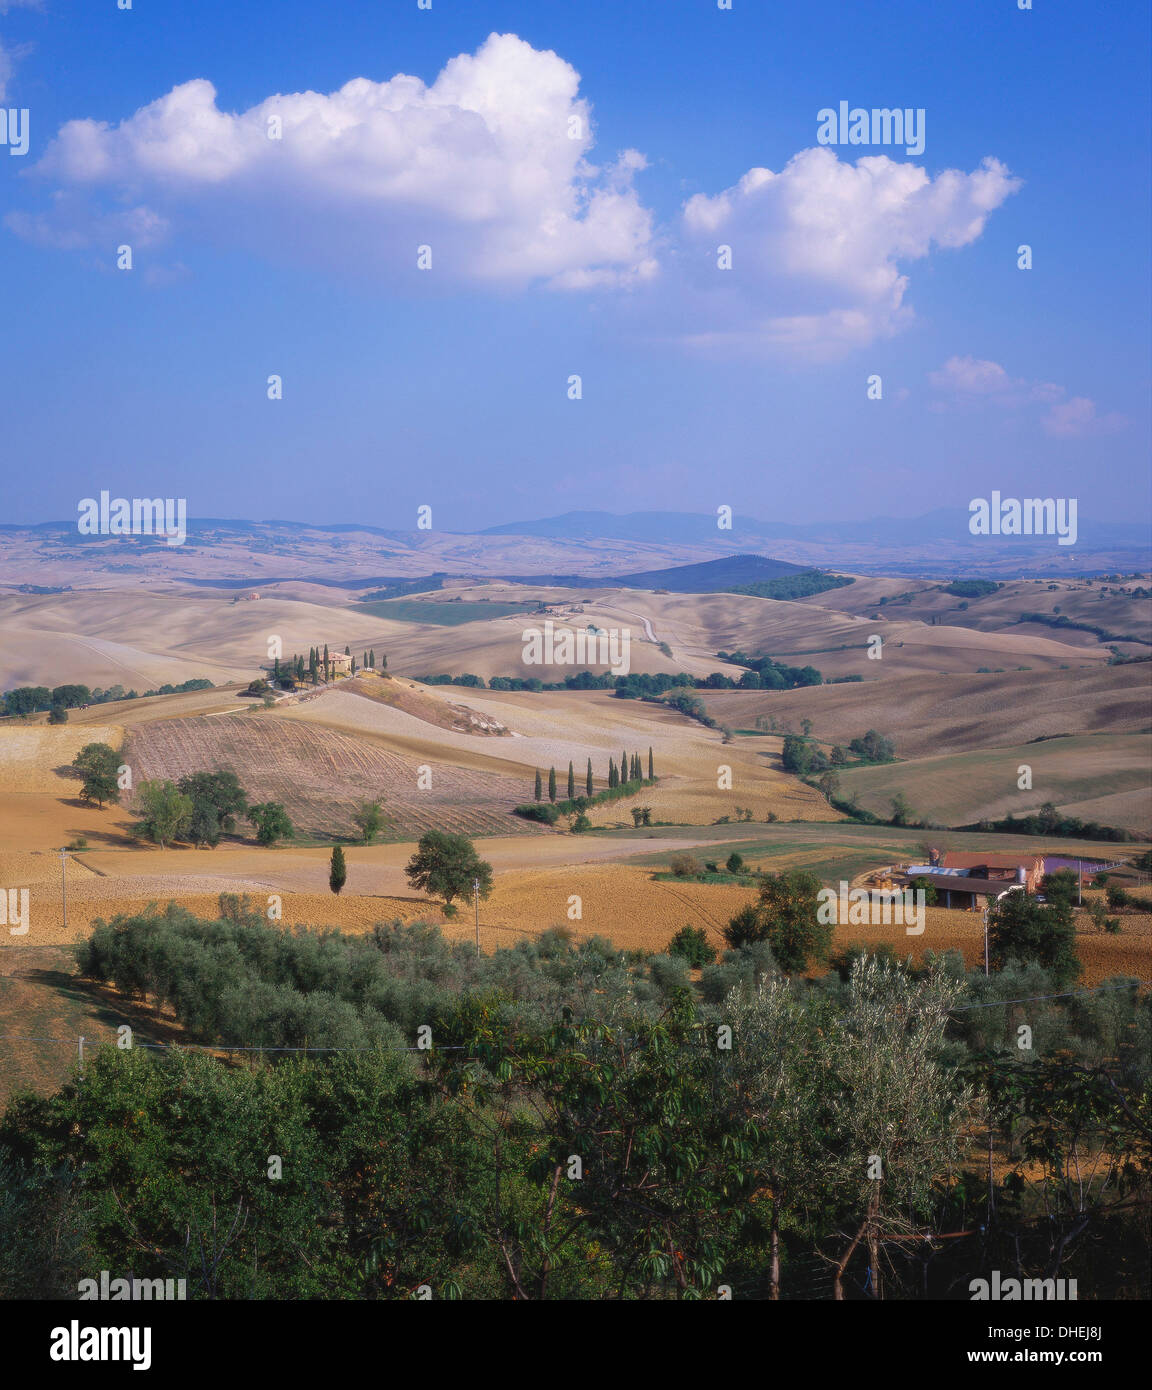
[669,854,700,878]
[666,925,717,968]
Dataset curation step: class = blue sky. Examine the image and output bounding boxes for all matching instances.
[0,0,1148,533]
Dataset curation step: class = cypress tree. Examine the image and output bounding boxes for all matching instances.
[329,845,346,895]
[534,769,542,802]
[323,644,330,681]
[648,746,654,779]
[548,767,557,802]
[609,759,617,789]
[621,748,628,783]
[369,649,375,669]
[381,652,387,671]
[586,758,593,797]
[567,761,575,799]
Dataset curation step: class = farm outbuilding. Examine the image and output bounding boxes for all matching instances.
[896,854,1042,911]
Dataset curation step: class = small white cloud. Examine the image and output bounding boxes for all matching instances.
[929,354,1126,436]
[1042,395,1127,438]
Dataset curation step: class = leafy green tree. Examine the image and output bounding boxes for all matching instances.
[351,799,385,844]
[848,730,895,764]
[724,870,828,972]
[47,705,68,724]
[1041,868,1079,909]
[722,977,825,1297]
[723,903,764,948]
[72,742,121,808]
[248,802,294,847]
[781,735,812,776]
[909,874,938,907]
[405,830,493,908]
[51,684,91,709]
[889,791,915,826]
[548,767,557,803]
[187,800,221,848]
[820,959,973,1299]
[330,845,347,895]
[725,852,744,875]
[666,925,716,967]
[177,771,248,844]
[988,891,1081,987]
[3,686,51,716]
[133,780,194,848]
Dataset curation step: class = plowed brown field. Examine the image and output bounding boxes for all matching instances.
[124,714,545,840]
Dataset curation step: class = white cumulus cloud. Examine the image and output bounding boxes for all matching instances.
[14,32,656,288]
[9,32,1028,359]
[670,149,1021,356]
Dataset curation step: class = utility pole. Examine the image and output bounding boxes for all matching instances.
[982,904,989,976]
[59,847,69,932]
[473,877,480,959]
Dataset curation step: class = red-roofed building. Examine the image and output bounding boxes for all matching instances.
[939,852,1045,894]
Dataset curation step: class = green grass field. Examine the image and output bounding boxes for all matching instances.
[607,820,1145,884]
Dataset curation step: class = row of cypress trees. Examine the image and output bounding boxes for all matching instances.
[533,748,655,804]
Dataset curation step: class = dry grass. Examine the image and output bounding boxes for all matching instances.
[703,663,1152,759]
[835,733,1151,831]
[0,723,124,792]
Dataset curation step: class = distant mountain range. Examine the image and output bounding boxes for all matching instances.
[479,508,1151,549]
[6,507,1148,548]
[3,508,1146,585]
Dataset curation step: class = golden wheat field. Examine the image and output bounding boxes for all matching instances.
[4,845,1145,986]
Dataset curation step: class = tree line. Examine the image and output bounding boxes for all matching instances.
[515,749,657,827]
[2,679,213,720]
[0,895,1144,1300]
